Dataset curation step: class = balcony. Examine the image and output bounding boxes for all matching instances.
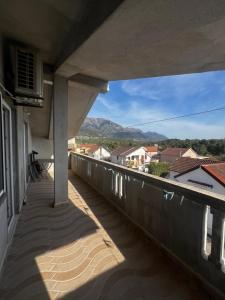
[0,153,224,299]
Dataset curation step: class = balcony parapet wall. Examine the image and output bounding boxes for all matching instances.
[71,152,225,298]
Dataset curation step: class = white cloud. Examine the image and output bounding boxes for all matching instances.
[89,73,225,139]
[121,72,218,104]
[122,101,225,139]
[97,95,123,116]
[153,119,225,139]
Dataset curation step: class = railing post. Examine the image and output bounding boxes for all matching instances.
[208,208,225,268]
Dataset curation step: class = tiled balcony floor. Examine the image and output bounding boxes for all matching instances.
[0,171,211,300]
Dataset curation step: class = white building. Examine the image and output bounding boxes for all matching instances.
[174,162,225,195]
[169,157,219,180]
[170,159,225,235]
[76,144,111,160]
[111,146,150,167]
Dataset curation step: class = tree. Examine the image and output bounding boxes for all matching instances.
[199,144,207,156]
[148,162,169,177]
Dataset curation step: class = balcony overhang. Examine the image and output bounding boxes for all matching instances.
[56,0,225,80]
[2,1,225,82]
[0,0,124,69]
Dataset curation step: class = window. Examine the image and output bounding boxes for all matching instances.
[2,104,14,225]
[222,220,225,272]
[0,94,4,197]
[188,179,213,188]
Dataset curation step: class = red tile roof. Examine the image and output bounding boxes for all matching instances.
[78,144,100,153]
[145,146,158,153]
[202,163,225,186]
[79,143,97,148]
[161,147,189,157]
[111,146,142,156]
[170,157,219,174]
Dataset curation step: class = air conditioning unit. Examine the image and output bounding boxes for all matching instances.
[14,46,43,107]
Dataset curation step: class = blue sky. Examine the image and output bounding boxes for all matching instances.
[88,70,225,139]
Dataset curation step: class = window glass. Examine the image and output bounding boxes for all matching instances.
[0,96,4,196]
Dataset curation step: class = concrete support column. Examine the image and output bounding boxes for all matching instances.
[208,208,225,268]
[53,75,68,206]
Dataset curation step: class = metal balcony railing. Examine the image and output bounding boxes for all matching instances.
[70,152,225,297]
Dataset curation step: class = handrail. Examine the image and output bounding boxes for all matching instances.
[71,152,225,211]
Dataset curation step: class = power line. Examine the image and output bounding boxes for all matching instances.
[127,106,225,128]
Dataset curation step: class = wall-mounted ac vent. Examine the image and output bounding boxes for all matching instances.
[17,49,35,91]
[15,47,43,102]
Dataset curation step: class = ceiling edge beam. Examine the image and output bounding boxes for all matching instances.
[55,0,124,73]
[69,73,108,93]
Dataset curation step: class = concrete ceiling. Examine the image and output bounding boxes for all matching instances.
[3,0,225,138]
[3,0,225,80]
[0,0,123,65]
[57,0,225,80]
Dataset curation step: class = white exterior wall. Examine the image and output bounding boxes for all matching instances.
[92,147,110,160]
[126,147,147,162]
[145,154,151,163]
[68,137,76,150]
[174,167,224,235]
[182,148,198,158]
[32,137,53,159]
[147,151,158,157]
[111,155,123,165]
[175,168,224,195]
[112,147,148,166]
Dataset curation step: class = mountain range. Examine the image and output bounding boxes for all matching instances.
[77,117,167,141]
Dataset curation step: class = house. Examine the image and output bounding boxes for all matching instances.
[1,1,225,298]
[145,145,160,163]
[76,144,111,160]
[68,138,76,151]
[111,146,150,167]
[144,145,159,156]
[170,159,225,236]
[160,147,198,163]
[174,162,225,195]
[169,157,219,179]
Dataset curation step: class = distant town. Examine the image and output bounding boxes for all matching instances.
[69,139,225,196]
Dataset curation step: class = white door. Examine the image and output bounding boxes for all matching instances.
[2,101,14,227]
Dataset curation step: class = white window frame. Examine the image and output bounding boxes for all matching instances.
[0,92,4,197]
[1,97,15,230]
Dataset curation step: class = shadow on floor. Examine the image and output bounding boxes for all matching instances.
[60,174,211,300]
[0,171,212,300]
